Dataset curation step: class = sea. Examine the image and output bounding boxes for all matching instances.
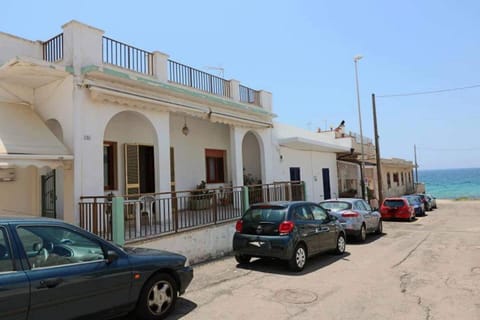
[418,168,480,200]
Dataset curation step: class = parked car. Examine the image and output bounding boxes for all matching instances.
[380,197,415,221]
[232,201,346,272]
[402,195,426,216]
[319,198,383,242]
[426,194,437,209]
[0,217,193,320]
[416,193,432,211]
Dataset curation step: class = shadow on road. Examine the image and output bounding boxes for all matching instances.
[347,232,384,245]
[168,298,198,319]
[235,252,351,276]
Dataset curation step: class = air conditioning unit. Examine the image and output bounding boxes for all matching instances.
[0,167,16,182]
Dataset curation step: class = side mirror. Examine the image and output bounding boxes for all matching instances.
[106,250,119,264]
[328,214,337,221]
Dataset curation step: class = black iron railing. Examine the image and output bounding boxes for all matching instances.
[102,36,153,75]
[79,181,305,242]
[239,84,259,105]
[168,60,231,98]
[43,33,64,62]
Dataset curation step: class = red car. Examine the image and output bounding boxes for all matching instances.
[380,198,415,221]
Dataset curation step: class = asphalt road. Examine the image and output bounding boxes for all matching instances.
[168,199,480,320]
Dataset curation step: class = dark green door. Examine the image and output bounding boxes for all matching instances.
[41,170,56,218]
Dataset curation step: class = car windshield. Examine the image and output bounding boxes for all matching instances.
[404,197,419,205]
[384,200,405,208]
[320,201,351,212]
[242,206,287,223]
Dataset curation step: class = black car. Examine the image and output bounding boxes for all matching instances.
[232,201,346,272]
[0,217,193,320]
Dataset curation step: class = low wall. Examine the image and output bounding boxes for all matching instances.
[130,221,236,264]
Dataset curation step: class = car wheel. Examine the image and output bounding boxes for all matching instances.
[357,224,367,242]
[288,244,307,272]
[136,273,177,320]
[334,234,346,255]
[235,254,251,264]
[375,219,383,234]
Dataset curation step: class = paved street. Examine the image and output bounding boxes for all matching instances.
[169,200,480,320]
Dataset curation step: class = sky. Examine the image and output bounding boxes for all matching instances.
[2,0,480,170]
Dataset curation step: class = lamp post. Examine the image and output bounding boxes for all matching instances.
[354,55,367,201]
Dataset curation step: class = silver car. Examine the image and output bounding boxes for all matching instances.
[319,198,382,242]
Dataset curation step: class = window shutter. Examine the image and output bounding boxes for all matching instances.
[124,144,140,195]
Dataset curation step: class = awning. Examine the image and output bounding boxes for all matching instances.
[278,137,351,153]
[0,102,73,168]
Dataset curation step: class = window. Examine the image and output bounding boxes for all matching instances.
[387,173,391,189]
[0,228,13,272]
[205,149,226,183]
[104,141,117,190]
[401,172,404,185]
[293,206,313,221]
[393,173,399,186]
[310,205,327,221]
[17,226,104,269]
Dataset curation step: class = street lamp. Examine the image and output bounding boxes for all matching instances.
[354,55,367,201]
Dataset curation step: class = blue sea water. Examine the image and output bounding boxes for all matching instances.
[418,168,480,199]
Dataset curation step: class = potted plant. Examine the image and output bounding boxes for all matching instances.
[190,180,213,210]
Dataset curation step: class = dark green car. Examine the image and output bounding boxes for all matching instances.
[232,201,346,271]
[0,217,193,320]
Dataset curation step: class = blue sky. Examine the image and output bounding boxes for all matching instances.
[2,0,480,170]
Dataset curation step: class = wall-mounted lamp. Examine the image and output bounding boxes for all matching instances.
[182,117,189,136]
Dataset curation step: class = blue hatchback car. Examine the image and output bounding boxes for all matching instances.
[0,216,193,320]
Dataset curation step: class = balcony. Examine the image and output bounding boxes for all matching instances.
[41,32,263,107]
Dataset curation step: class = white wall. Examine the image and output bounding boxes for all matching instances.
[0,166,39,215]
[276,147,338,202]
[170,114,231,191]
[138,222,236,264]
[0,32,42,65]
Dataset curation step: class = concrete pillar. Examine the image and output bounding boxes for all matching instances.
[152,113,171,193]
[112,197,125,246]
[153,51,170,82]
[62,20,104,75]
[258,90,272,112]
[230,126,247,187]
[229,79,240,102]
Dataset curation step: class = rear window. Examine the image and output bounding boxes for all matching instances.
[242,207,287,223]
[384,200,405,208]
[320,201,351,212]
[404,197,418,205]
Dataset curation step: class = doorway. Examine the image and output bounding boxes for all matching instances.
[41,170,56,218]
[322,168,331,200]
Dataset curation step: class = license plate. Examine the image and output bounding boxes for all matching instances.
[249,241,266,247]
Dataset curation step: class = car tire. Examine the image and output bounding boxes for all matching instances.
[334,234,346,255]
[288,244,307,272]
[135,273,177,320]
[375,219,383,234]
[235,254,251,264]
[357,224,367,242]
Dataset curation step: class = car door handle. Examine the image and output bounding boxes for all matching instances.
[38,278,63,289]
[319,226,330,232]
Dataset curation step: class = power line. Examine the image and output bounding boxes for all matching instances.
[417,146,480,151]
[377,84,480,98]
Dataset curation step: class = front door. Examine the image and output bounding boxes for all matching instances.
[41,170,56,218]
[125,144,155,195]
[170,147,177,212]
[322,168,331,200]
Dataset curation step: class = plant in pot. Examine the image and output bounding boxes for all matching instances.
[190,180,213,210]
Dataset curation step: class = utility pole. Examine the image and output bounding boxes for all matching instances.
[372,94,384,206]
[414,144,418,184]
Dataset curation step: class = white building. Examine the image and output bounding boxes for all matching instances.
[0,20,349,229]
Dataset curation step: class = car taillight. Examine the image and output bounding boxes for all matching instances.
[342,211,359,218]
[279,221,295,235]
[235,220,243,232]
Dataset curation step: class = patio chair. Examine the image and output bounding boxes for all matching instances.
[139,195,156,225]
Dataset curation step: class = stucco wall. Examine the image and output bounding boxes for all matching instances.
[169,114,231,191]
[0,166,39,215]
[0,32,42,65]
[276,147,338,202]
[136,222,236,264]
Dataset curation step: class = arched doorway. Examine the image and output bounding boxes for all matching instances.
[104,111,158,195]
[242,131,262,185]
